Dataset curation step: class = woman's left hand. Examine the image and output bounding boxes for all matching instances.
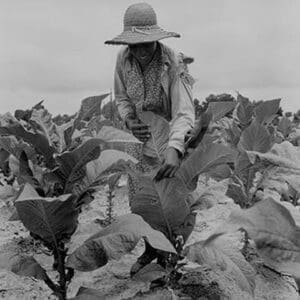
[154,147,180,181]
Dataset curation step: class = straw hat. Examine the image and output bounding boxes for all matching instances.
[105,3,180,45]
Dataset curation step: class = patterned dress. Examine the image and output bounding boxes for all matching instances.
[126,46,168,203]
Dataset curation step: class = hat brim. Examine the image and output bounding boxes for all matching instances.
[105,27,180,45]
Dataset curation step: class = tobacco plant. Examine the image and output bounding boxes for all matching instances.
[1,95,299,299]
[0,95,141,299]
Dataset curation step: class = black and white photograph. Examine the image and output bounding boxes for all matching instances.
[0,1,299,299]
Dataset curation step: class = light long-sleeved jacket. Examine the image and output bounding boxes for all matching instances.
[114,42,195,154]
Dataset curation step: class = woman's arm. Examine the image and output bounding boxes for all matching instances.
[167,55,195,155]
[155,54,195,180]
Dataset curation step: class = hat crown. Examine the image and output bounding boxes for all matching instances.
[123,3,157,30]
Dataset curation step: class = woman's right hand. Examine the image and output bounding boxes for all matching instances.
[126,117,151,143]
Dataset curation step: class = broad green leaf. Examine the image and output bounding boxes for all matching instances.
[177,143,237,189]
[131,175,193,241]
[0,136,36,162]
[206,101,236,122]
[0,113,55,167]
[185,234,256,295]
[235,151,252,175]
[18,151,41,190]
[68,94,110,141]
[66,213,176,271]
[257,166,300,202]
[238,120,272,153]
[67,221,103,253]
[247,141,300,170]
[0,149,9,169]
[29,108,63,152]
[289,128,300,146]
[236,94,253,128]
[84,115,112,136]
[15,183,79,245]
[216,198,300,278]
[77,94,110,121]
[73,287,106,300]
[254,99,281,124]
[278,201,300,227]
[277,117,293,138]
[224,121,241,146]
[55,138,105,192]
[57,118,76,148]
[191,179,231,210]
[50,128,140,195]
[138,111,169,163]
[72,149,137,197]
[10,255,48,281]
[197,133,219,148]
[234,151,264,202]
[184,111,212,149]
[96,125,142,153]
[133,263,168,282]
[207,164,232,181]
[226,177,249,208]
[96,125,140,142]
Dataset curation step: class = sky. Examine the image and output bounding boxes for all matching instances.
[1,0,300,115]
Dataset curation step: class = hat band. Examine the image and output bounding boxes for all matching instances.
[123,24,160,32]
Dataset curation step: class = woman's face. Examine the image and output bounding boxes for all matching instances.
[129,42,157,67]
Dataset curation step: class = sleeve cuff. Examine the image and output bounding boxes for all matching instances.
[167,140,185,156]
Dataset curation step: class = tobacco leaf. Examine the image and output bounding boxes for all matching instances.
[15,183,79,245]
[29,107,63,152]
[0,136,36,162]
[133,263,168,282]
[66,214,176,271]
[191,179,231,210]
[185,234,256,296]
[96,125,142,153]
[236,94,254,128]
[131,142,235,241]
[72,149,137,198]
[254,99,281,124]
[54,138,105,193]
[277,116,293,138]
[0,113,55,167]
[73,287,106,300]
[77,94,110,122]
[10,255,48,281]
[207,164,232,181]
[138,111,169,163]
[216,198,300,278]
[247,141,300,170]
[131,174,193,241]
[238,119,272,153]
[177,143,237,190]
[206,101,236,122]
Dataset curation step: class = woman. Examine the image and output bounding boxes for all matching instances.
[105,2,195,275]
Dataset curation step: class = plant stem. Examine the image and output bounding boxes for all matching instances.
[55,243,67,300]
[42,273,60,296]
[106,188,115,224]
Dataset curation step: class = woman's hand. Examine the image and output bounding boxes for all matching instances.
[126,117,151,143]
[154,147,180,181]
